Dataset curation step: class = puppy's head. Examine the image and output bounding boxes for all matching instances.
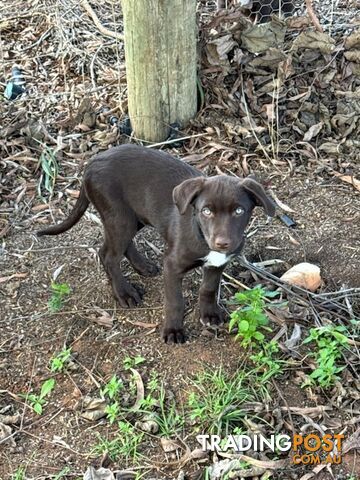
[173,175,275,254]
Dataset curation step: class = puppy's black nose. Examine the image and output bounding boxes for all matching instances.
[214,238,230,250]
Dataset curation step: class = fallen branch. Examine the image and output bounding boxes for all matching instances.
[80,0,124,41]
[305,0,324,33]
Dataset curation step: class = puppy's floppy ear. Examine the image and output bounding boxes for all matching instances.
[173,177,206,215]
[242,177,276,217]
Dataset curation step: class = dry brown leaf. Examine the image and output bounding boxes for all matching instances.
[206,34,237,67]
[292,31,335,54]
[249,48,287,70]
[130,369,144,411]
[269,190,295,213]
[89,311,113,329]
[318,142,341,155]
[0,414,20,425]
[80,397,107,421]
[283,406,330,417]
[332,172,360,192]
[262,103,275,122]
[303,122,323,142]
[299,465,327,480]
[345,30,360,50]
[210,455,288,479]
[287,15,311,29]
[135,418,159,434]
[241,17,286,54]
[344,51,360,63]
[287,233,300,246]
[160,437,180,453]
[0,422,16,448]
[83,466,115,480]
[31,203,50,212]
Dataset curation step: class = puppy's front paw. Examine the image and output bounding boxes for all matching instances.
[161,326,185,344]
[200,305,225,328]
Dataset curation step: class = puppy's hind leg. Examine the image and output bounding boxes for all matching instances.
[99,211,142,308]
[125,242,160,277]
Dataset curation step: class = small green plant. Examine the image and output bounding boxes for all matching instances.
[101,375,123,400]
[303,325,348,388]
[138,371,159,410]
[104,401,121,424]
[12,467,26,480]
[147,370,159,392]
[101,375,124,423]
[187,366,252,435]
[48,282,71,312]
[50,346,72,373]
[53,467,71,480]
[22,378,56,415]
[144,382,184,437]
[250,341,285,382]
[93,420,143,463]
[137,372,183,437]
[229,286,279,346]
[123,355,146,371]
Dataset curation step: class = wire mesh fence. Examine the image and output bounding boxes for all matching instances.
[251,0,296,23]
[215,0,359,31]
[216,0,297,22]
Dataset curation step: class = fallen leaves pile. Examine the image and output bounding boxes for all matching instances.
[196,1,360,182]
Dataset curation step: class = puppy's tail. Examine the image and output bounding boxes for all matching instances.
[37,186,90,236]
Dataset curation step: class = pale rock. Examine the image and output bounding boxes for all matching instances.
[280,262,322,292]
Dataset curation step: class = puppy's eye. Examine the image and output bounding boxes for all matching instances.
[202,207,212,216]
[234,207,244,216]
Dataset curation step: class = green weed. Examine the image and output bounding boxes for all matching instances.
[50,346,72,373]
[93,420,143,463]
[187,366,253,435]
[123,355,146,370]
[138,371,159,410]
[100,374,124,423]
[53,467,71,480]
[48,282,71,312]
[104,401,121,424]
[250,341,285,382]
[101,374,123,400]
[303,325,348,388]
[21,378,56,415]
[229,286,279,346]
[12,467,26,480]
[142,381,184,437]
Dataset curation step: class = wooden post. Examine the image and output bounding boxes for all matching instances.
[122,0,197,143]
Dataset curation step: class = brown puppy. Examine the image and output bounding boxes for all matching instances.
[38,145,275,343]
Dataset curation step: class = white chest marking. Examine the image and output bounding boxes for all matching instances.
[203,251,231,268]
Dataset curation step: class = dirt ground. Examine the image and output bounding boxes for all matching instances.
[1,169,359,479]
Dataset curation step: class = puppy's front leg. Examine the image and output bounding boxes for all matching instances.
[199,266,225,327]
[162,256,185,344]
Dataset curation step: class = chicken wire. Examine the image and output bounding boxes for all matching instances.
[216,0,359,32]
